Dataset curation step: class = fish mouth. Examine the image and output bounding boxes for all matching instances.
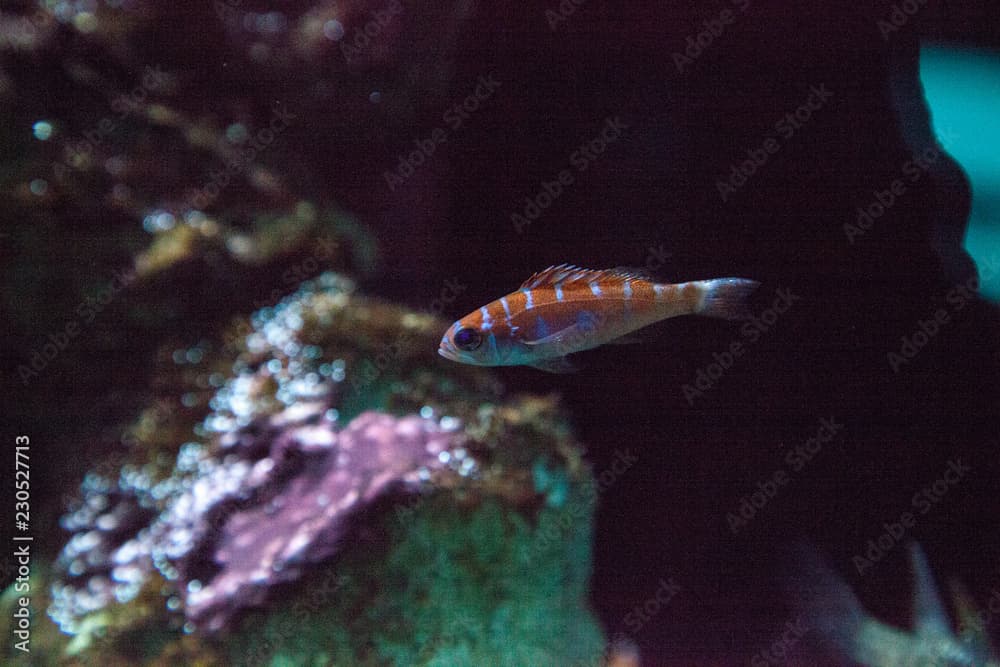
[438,339,460,362]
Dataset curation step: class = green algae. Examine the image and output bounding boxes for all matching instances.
[234,487,604,667]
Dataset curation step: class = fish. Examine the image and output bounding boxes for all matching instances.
[785,542,999,667]
[437,264,760,372]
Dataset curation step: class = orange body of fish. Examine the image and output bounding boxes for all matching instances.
[438,265,759,372]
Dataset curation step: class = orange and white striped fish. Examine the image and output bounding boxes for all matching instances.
[438,264,760,372]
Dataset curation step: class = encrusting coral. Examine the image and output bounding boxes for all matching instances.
[26,272,607,666]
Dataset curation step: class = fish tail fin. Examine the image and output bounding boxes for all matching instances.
[784,543,866,661]
[695,278,760,320]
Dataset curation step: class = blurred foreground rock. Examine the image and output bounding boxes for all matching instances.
[1,272,606,665]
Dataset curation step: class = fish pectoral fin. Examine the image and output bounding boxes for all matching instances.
[521,322,588,347]
[529,356,579,373]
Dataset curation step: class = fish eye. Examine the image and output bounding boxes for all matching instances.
[453,327,482,351]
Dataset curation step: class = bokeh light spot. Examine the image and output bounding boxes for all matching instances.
[323,20,345,41]
[33,121,53,140]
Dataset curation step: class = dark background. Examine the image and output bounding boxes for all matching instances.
[416,2,1000,663]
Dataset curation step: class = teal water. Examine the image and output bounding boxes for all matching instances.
[921,43,1000,302]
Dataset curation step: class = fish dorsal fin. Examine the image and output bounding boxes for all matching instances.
[520,264,655,289]
[610,266,657,282]
[519,264,587,289]
[909,543,952,640]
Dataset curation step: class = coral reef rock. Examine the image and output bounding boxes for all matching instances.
[45,272,606,665]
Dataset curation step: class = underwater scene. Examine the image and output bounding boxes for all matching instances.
[2,1,1000,665]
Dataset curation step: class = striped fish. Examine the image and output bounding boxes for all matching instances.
[438,264,759,372]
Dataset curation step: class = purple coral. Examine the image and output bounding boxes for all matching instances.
[51,274,483,635]
[182,410,463,631]
[51,404,473,635]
